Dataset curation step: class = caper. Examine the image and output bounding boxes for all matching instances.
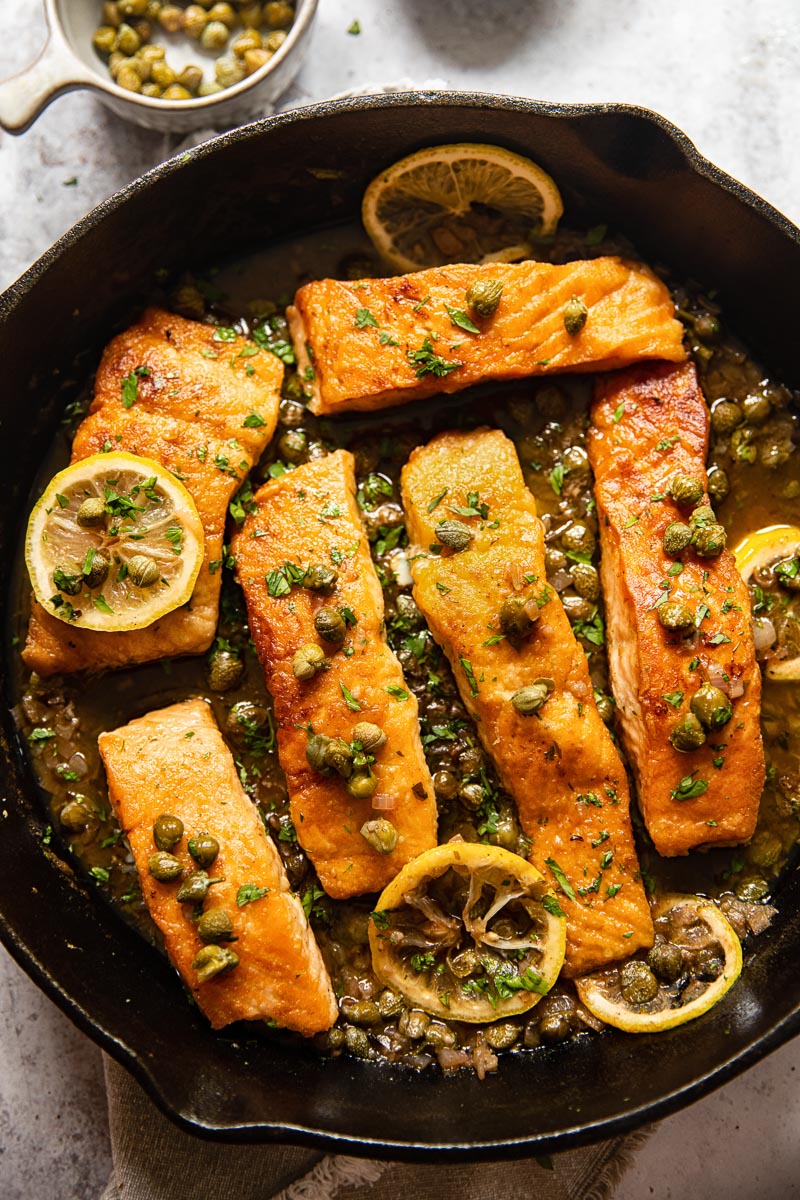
[208,2,236,28]
[434,519,473,552]
[545,547,567,573]
[158,4,184,32]
[594,691,615,723]
[128,554,161,588]
[192,944,238,983]
[563,595,594,623]
[746,829,782,870]
[314,607,346,645]
[399,1009,430,1039]
[232,28,264,57]
[292,642,327,681]
[278,429,307,462]
[177,870,214,904]
[657,601,695,632]
[119,0,147,14]
[215,55,245,88]
[53,567,83,596]
[200,19,229,50]
[59,799,92,831]
[343,1026,371,1057]
[340,997,380,1025]
[538,1013,572,1043]
[141,82,162,98]
[347,769,378,799]
[93,25,118,55]
[153,812,183,850]
[448,947,483,978]
[264,0,295,28]
[396,592,424,628]
[690,683,733,731]
[484,1021,521,1051]
[197,908,234,944]
[710,399,743,434]
[669,713,707,752]
[465,278,503,318]
[138,44,165,69]
[776,556,800,591]
[306,733,332,774]
[692,523,727,558]
[360,818,397,854]
[563,295,588,336]
[706,466,730,504]
[619,960,659,1004]
[76,498,106,529]
[563,444,590,479]
[183,4,207,38]
[115,22,141,54]
[243,47,272,74]
[570,562,600,601]
[662,521,693,557]
[647,941,684,983]
[207,649,244,692]
[742,392,772,425]
[376,988,404,1018]
[84,552,109,589]
[511,678,554,716]
[304,564,337,593]
[499,595,537,642]
[177,65,203,93]
[561,523,595,556]
[103,2,122,27]
[148,851,183,882]
[459,781,484,809]
[352,722,387,753]
[188,833,219,868]
[732,426,758,463]
[668,474,704,507]
[162,84,192,101]
[324,737,354,779]
[433,769,458,800]
[694,312,720,341]
[689,504,716,529]
[735,877,769,902]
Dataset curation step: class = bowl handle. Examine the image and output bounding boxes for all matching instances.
[0,31,97,135]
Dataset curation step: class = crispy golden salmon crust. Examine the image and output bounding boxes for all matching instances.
[401,429,654,976]
[232,450,437,900]
[288,257,685,415]
[98,700,338,1035]
[589,362,764,855]
[23,308,282,675]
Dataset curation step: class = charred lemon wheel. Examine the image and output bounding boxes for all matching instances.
[26,452,204,632]
[574,894,742,1034]
[368,840,566,1022]
[362,143,564,273]
[734,524,800,680]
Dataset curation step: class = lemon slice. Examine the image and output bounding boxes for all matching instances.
[575,895,742,1034]
[362,143,564,273]
[734,525,800,680]
[26,452,204,632]
[368,840,566,1022]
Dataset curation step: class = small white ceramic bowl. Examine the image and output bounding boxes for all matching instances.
[0,0,318,134]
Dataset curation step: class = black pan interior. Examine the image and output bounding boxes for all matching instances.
[1,93,799,1159]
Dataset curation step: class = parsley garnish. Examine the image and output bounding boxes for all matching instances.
[549,463,565,496]
[427,487,448,513]
[662,691,684,708]
[407,336,461,379]
[355,307,378,329]
[545,857,576,901]
[93,594,114,614]
[236,883,270,906]
[541,894,565,919]
[165,523,183,555]
[370,910,391,930]
[445,305,480,335]
[378,330,399,347]
[120,365,150,409]
[340,681,363,712]
[459,655,479,696]
[386,685,409,701]
[670,772,709,801]
[612,402,625,423]
[494,967,550,998]
[243,411,267,428]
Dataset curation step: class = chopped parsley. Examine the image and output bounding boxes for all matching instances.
[236,883,270,906]
[662,691,684,708]
[386,684,409,701]
[340,681,363,712]
[545,857,576,901]
[670,772,709,801]
[459,655,479,696]
[549,463,565,496]
[445,305,480,335]
[120,365,150,409]
[243,411,267,428]
[541,894,565,919]
[427,487,449,513]
[407,336,461,379]
[355,307,378,329]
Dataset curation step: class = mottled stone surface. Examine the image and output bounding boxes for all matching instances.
[1,1,800,1197]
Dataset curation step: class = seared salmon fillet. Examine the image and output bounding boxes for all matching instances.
[232,449,437,899]
[401,429,653,976]
[589,362,764,855]
[24,308,282,675]
[288,257,685,415]
[98,700,337,1035]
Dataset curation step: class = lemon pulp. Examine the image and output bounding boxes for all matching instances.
[362,142,564,273]
[369,840,566,1022]
[26,452,204,633]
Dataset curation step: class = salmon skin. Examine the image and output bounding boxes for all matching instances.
[401,429,654,976]
[98,699,338,1035]
[23,308,282,675]
[589,362,764,855]
[288,257,685,415]
[232,449,437,900]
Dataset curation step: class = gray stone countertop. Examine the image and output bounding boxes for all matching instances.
[1,2,800,1197]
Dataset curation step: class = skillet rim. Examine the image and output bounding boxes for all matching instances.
[2,90,800,1159]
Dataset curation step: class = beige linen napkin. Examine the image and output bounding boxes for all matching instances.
[100,1055,650,1200]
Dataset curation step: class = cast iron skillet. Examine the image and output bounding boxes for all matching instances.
[1,93,799,1161]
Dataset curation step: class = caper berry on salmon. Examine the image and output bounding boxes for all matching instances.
[98,699,337,1035]
[287,256,685,415]
[588,361,764,855]
[401,428,654,976]
[23,308,282,675]
[231,449,437,899]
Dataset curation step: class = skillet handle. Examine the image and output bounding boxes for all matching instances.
[0,31,96,135]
